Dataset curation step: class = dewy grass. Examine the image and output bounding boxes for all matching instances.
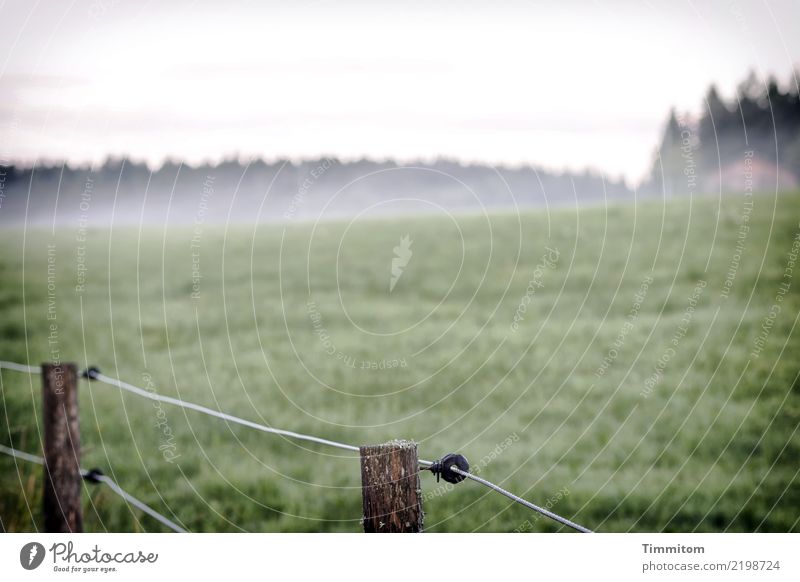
[0,192,798,532]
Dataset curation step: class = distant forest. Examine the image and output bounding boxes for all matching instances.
[1,70,798,226]
[645,69,800,195]
[0,158,631,226]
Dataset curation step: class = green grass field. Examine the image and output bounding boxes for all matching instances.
[1,192,799,532]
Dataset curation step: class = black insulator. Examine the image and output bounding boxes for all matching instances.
[81,366,101,380]
[83,468,104,484]
[429,453,470,484]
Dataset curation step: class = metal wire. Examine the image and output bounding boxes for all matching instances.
[0,444,185,533]
[93,371,592,531]
[92,372,363,453]
[89,473,186,533]
[0,443,45,465]
[449,466,592,533]
[0,360,432,461]
[1,360,594,532]
[0,360,41,374]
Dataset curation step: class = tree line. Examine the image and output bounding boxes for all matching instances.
[646,70,800,195]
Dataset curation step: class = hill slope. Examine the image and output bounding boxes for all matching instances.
[1,191,798,532]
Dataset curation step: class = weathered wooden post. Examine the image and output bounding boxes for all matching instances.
[42,362,82,532]
[359,439,422,532]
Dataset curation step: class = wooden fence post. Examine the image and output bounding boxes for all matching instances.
[359,439,422,532]
[42,362,82,533]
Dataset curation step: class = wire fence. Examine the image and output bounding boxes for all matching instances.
[0,360,592,533]
[0,443,184,533]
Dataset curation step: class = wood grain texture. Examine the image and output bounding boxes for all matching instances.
[42,362,82,533]
[360,440,422,533]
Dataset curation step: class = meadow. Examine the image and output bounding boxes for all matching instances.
[1,191,798,532]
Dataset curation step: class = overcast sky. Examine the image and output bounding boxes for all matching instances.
[1,0,798,183]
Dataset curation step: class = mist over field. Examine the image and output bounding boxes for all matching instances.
[0,158,632,226]
[3,70,799,227]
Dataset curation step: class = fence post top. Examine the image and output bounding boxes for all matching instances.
[360,439,416,451]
